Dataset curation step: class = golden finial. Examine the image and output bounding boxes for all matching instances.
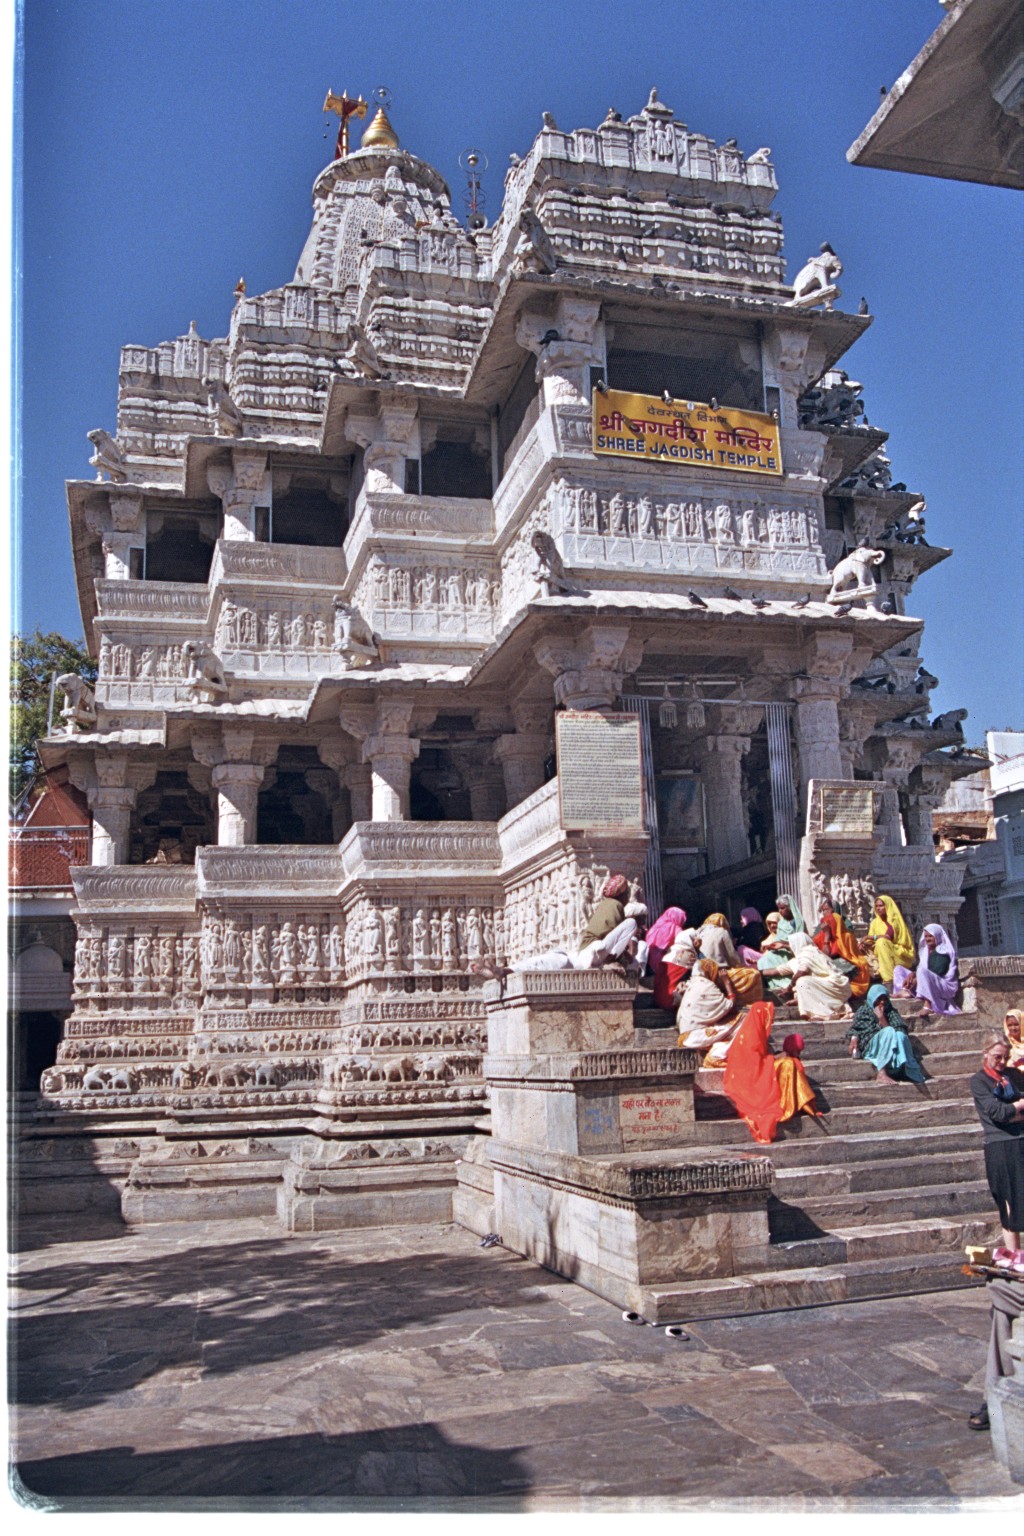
[323,88,368,159]
[234,277,246,298]
[361,107,399,150]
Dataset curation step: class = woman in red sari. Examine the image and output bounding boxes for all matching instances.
[813,896,871,999]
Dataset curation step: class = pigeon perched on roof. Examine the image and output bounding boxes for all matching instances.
[687,590,708,608]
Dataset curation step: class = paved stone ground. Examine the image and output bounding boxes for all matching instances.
[9,1215,1023,1512]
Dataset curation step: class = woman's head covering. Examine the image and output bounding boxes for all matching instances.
[782,1032,804,1057]
[1003,1009,1024,1064]
[775,896,805,931]
[870,894,913,951]
[920,922,956,958]
[703,912,730,929]
[722,1001,780,1144]
[764,911,782,929]
[647,906,686,949]
[624,901,647,919]
[867,982,890,1008]
[665,928,699,965]
[788,930,812,954]
[695,957,720,983]
[602,874,630,901]
[740,907,762,927]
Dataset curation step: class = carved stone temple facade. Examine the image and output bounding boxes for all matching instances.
[32,91,980,1225]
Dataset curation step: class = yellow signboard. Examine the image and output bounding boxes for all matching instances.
[592,388,783,477]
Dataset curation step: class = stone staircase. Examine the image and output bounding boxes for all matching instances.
[632,998,998,1321]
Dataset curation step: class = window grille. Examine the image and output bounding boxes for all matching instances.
[983,892,1004,949]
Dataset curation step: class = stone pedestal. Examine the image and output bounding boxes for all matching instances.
[989,1312,1024,1485]
[458,971,773,1317]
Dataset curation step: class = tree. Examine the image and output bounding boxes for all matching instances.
[9,631,96,803]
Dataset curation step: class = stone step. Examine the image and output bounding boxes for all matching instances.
[804,1080,968,1111]
[757,1211,998,1269]
[692,1094,976,1140]
[640,1246,987,1324]
[774,1150,986,1199]
[762,1120,984,1169]
[767,1179,995,1240]
[803,1035,988,1068]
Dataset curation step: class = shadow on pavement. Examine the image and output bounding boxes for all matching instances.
[14,1420,532,1508]
[13,1237,556,1411]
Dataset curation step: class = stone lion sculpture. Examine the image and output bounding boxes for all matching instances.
[826,547,885,607]
[332,599,380,667]
[789,243,843,311]
[87,428,128,482]
[55,673,97,733]
[514,209,558,275]
[529,531,579,598]
[182,641,229,700]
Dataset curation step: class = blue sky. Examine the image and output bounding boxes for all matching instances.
[13,0,1024,739]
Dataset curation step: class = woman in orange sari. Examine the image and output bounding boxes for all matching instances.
[722,1002,781,1143]
[775,1033,821,1121]
[723,1005,821,1143]
[813,896,871,999]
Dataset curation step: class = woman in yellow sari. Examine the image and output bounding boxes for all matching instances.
[698,913,764,1005]
[865,894,915,985]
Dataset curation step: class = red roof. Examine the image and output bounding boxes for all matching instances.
[10,769,90,889]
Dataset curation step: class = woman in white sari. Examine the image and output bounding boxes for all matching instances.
[772,932,853,1020]
[676,958,740,1048]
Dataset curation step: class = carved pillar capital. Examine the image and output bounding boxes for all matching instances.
[534,625,644,712]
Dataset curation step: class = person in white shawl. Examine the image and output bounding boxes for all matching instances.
[676,958,740,1049]
[771,930,852,1020]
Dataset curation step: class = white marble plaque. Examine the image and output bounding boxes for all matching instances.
[816,784,875,836]
[556,713,644,829]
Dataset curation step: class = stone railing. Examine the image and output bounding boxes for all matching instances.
[340,822,501,877]
[197,847,345,901]
[210,540,347,589]
[71,865,198,914]
[95,580,210,621]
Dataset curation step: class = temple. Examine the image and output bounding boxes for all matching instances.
[31,90,987,1245]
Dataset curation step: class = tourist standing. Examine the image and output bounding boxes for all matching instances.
[970,1034,1024,1252]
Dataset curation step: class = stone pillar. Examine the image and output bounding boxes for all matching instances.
[791,633,856,804]
[495,732,550,807]
[193,725,276,846]
[101,535,135,581]
[452,746,506,822]
[515,296,603,408]
[207,447,268,543]
[344,763,373,823]
[364,735,419,820]
[87,787,136,864]
[211,762,265,845]
[701,727,753,871]
[906,769,947,850]
[345,398,419,496]
[794,687,844,787]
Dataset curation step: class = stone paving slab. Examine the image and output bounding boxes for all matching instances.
[8,1214,1024,1512]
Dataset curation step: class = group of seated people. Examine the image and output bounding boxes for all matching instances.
[475,872,1003,1149]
